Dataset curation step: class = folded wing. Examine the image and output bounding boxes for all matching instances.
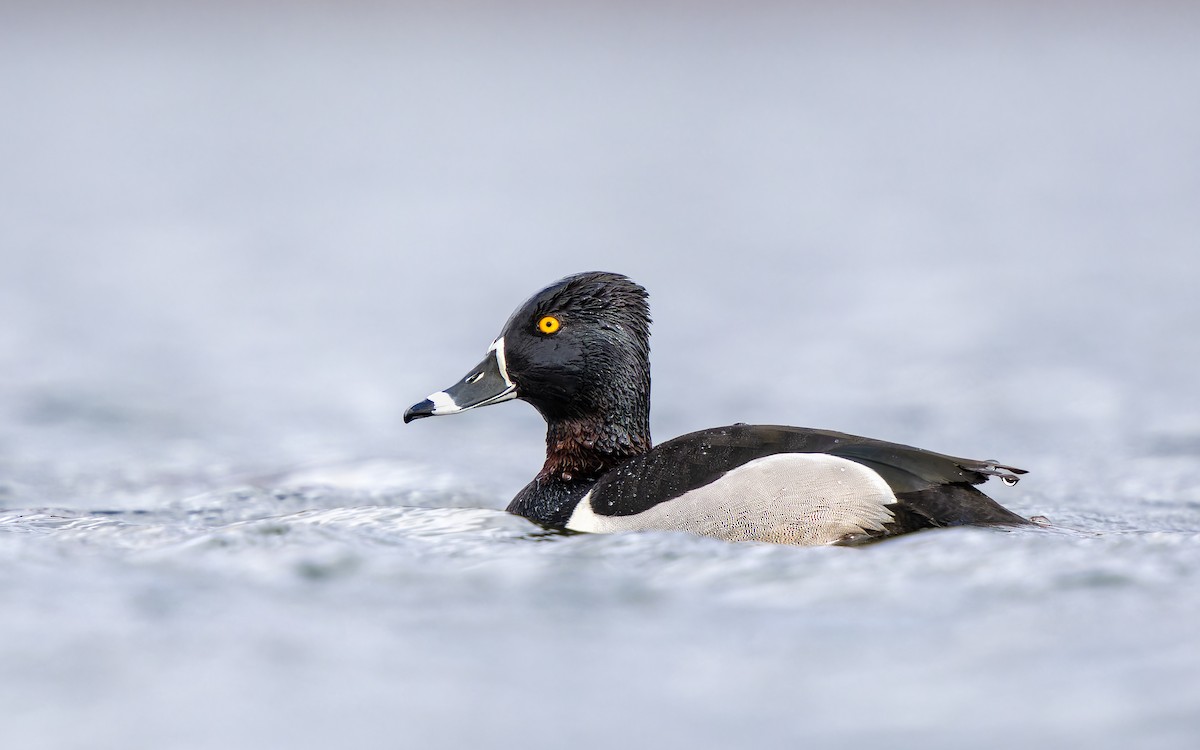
[569,424,1030,545]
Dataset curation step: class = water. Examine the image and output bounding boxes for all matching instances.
[2,3,1199,748]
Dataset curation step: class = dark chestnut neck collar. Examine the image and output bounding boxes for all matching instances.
[539,413,651,483]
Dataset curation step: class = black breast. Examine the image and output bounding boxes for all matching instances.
[507,475,596,528]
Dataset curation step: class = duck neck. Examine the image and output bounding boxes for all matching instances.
[505,409,649,529]
[539,407,651,484]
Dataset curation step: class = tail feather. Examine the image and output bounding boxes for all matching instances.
[958,459,1028,485]
[836,483,1031,546]
[895,482,1031,527]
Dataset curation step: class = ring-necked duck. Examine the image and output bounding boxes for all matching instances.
[405,272,1030,545]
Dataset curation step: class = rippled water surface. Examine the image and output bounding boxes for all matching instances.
[3,3,1199,749]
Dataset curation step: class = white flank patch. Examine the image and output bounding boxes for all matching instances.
[427,390,461,415]
[488,336,513,388]
[566,453,897,546]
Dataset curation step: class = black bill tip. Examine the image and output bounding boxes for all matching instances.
[403,399,436,423]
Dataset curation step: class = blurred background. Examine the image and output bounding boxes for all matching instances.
[4,0,1197,489]
[2,2,1198,749]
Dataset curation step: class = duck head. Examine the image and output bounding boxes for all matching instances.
[404,272,652,431]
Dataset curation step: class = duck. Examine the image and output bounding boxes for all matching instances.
[404,271,1031,545]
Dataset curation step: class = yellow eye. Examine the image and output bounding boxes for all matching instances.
[537,315,561,335]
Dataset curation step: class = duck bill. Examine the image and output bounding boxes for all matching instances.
[403,339,517,423]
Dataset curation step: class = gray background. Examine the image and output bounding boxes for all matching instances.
[2,2,1198,749]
